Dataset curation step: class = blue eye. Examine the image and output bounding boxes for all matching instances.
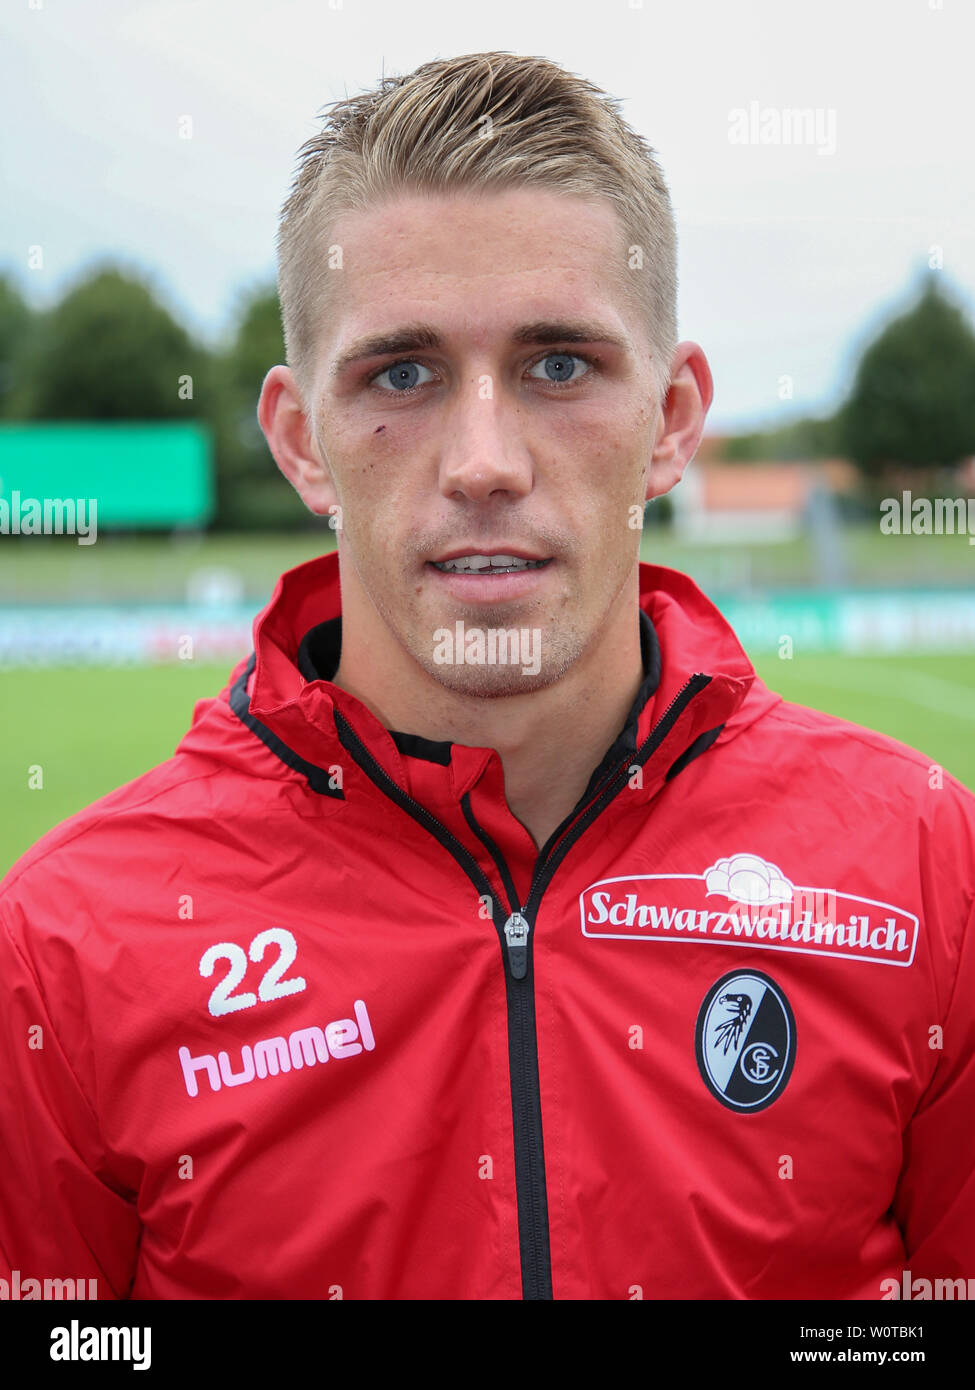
[527,352,592,384]
[374,360,435,392]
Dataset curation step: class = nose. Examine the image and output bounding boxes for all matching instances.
[437,383,534,503]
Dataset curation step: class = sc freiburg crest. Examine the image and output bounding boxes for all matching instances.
[695,969,796,1112]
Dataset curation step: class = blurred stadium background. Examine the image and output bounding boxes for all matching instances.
[1,264,974,874]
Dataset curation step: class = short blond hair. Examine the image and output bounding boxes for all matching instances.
[277,51,678,402]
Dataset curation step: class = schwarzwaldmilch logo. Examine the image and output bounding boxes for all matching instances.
[580,852,918,966]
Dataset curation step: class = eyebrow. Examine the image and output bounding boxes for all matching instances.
[330,320,629,377]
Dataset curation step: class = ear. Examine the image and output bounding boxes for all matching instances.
[257,365,338,516]
[645,342,714,501]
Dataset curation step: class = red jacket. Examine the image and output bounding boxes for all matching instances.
[2,552,973,1300]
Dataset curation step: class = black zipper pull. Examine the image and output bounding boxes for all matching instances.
[503,912,530,980]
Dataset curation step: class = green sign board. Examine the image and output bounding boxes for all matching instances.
[0,422,214,529]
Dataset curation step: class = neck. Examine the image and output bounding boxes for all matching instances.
[331,564,647,851]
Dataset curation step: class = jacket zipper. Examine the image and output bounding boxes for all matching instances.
[332,672,710,1299]
[517,673,713,934]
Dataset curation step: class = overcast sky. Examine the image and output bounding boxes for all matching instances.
[2,0,972,432]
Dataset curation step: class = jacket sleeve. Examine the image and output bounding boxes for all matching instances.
[893,889,975,1280]
[0,901,140,1300]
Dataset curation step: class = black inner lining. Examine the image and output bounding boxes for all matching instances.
[297,609,662,796]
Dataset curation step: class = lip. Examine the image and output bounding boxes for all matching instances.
[425,557,555,603]
[429,546,550,564]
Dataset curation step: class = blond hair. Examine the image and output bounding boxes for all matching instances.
[277,51,678,402]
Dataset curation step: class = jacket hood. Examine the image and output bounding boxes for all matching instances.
[182,549,781,813]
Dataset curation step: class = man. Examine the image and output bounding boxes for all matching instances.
[1,51,973,1302]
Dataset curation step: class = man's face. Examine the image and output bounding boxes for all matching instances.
[301,187,667,696]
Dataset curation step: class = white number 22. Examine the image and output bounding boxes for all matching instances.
[199,928,307,1017]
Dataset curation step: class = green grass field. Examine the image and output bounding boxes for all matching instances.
[2,652,973,877]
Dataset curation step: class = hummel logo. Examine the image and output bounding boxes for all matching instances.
[179,998,375,1098]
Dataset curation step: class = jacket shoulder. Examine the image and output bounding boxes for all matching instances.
[0,670,342,911]
[0,751,227,903]
[764,696,972,791]
[755,696,975,867]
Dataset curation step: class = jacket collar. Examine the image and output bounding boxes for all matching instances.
[293,601,662,806]
[236,549,778,809]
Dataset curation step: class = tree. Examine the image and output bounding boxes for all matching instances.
[0,274,34,416]
[838,274,975,476]
[15,264,210,420]
[210,283,310,530]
